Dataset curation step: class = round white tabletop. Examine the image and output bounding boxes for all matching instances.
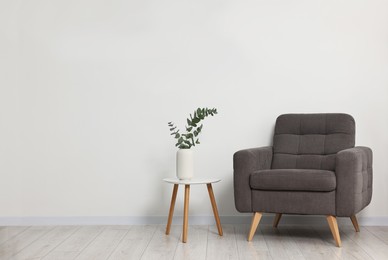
[163,178,221,185]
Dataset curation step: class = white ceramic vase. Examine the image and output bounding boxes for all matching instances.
[176,149,194,180]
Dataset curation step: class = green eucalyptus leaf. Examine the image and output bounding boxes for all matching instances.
[170,107,217,148]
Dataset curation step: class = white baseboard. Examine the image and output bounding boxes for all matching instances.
[1,215,388,226]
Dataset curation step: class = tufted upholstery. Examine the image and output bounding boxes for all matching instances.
[233,113,372,217]
[272,114,355,171]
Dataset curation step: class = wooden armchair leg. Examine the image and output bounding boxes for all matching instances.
[350,215,360,232]
[248,212,262,241]
[326,215,342,247]
[273,213,282,228]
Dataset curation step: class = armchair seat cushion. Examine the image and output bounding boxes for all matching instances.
[250,169,336,192]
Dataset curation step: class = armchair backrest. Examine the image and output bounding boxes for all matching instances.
[272,114,355,171]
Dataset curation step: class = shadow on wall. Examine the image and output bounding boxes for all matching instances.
[269,124,275,146]
[216,170,237,216]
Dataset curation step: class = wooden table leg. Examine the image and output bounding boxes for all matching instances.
[166,184,178,235]
[207,183,223,236]
[183,184,190,243]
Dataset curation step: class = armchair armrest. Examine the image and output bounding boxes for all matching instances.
[233,146,273,212]
[335,146,373,217]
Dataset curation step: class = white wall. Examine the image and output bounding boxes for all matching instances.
[1,0,388,222]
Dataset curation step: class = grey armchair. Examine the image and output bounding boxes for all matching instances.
[233,114,372,247]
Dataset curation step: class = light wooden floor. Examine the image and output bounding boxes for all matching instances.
[1,224,388,260]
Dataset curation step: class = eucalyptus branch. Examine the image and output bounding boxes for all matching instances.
[168,107,218,149]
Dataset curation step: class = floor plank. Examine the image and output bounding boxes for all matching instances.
[314,225,373,260]
[235,224,272,260]
[206,224,239,260]
[286,225,340,260]
[42,226,105,260]
[1,224,388,260]
[140,225,180,260]
[108,225,156,260]
[262,225,305,260]
[74,226,129,260]
[0,227,29,246]
[0,226,53,259]
[10,226,78,260]
[341,225,388,260]
[365,226,388,245]
[173,225,208,260]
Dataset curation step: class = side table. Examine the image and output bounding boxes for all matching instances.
[163,178,223,243]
